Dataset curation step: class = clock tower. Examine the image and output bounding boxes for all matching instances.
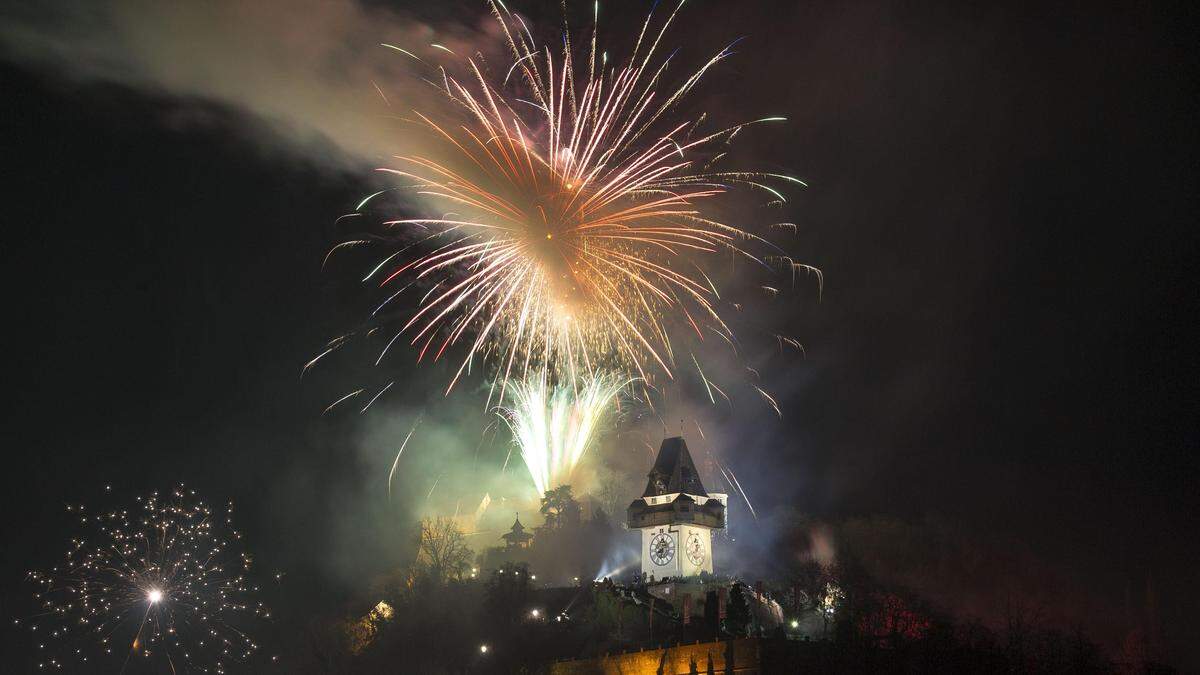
[627,437,726,578]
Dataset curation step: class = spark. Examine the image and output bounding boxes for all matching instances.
[380,43,425,64]
[370,79,390,106]
[25,486,268,672]
[717,461,757,521]
[322,388,364,415]
[359,381,394,413]
[343,0,813,398]
[706,377,732,408]
[690,352,715,405]
[499,371,626,494]
[765,255,824,298]
[301,335,353,380]
[300,346,336,380]
[753,384,782,418]
[774,334,805,354]
[727,467,757,520]
[356,189,389,211]
[388,418,421,502]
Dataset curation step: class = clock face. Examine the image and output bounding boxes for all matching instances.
[649,533,675,566]
[685,533,706,565]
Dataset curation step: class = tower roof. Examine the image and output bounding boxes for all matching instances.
[501,515,533,542]
[642,437,708,497]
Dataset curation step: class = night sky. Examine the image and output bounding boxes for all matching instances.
[1,0,1197,670]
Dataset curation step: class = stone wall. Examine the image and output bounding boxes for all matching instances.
[549,638,761,675]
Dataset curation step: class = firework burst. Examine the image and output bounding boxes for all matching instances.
[23,486,269,673]
[499,371,627,495]
[339,0,813,403]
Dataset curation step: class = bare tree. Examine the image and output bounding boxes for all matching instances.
[415,516,472,584]
[594,469,631,521]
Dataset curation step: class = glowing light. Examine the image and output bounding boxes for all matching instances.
[371,601,395,621]
[530,608,540,618]
[339,1,811,400]
[790,619,799,629]
[821,583,844,617]
[25,486,268,671]
[479,644,489,654]
[500,371,625,494]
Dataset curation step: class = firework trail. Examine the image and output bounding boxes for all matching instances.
[716,460,757,520]
[388,416,421,502]
[359,381,394,413]
[338,0,810,403]
[499,371,627,495]
[23,486,270,673]
[322,388,363,415]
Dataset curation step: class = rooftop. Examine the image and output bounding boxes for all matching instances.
[642,437,708,497]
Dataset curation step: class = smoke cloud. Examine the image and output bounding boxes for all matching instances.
[0,0,820,595]
[0,0,495,170]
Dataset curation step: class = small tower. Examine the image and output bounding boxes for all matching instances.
[501,515,533,550]
[627,437,726,577]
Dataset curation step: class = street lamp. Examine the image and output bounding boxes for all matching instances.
[479,644,489,654]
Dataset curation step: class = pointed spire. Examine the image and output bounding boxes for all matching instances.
[642,437,708,497]
[502,511,533,546]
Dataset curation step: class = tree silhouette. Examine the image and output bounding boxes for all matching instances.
[727,584,751,636]
[539,484,582,530]
[415,516,472,584]
[484,562,533,625]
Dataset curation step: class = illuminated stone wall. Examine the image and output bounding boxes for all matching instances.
[548,637,761,675]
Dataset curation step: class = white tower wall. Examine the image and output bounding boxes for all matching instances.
[639,523,714,578]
